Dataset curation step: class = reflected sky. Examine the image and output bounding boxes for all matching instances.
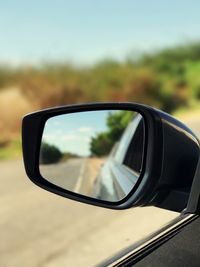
[42,110,112,156]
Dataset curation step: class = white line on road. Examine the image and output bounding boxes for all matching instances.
[74,159,87,193]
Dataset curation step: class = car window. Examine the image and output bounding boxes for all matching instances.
[1,1,200,266]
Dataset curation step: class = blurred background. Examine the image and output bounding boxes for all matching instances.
[1,1,200,266]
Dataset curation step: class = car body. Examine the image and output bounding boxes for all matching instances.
[93,113,144,202]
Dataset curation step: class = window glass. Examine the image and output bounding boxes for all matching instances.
[1,0,200,266]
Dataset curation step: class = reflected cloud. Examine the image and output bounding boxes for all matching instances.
[52,121,62,126]
[44,133,87,142]
[62,135,82,141]
[78,127,93,133]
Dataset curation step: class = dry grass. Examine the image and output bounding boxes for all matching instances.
[0,87,35,144]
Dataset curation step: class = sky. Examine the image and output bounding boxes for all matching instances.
[1,0,200,65]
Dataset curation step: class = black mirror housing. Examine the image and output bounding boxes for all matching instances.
[22,103,200,211]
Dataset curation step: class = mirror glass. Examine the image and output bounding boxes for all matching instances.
[39,110,145,202]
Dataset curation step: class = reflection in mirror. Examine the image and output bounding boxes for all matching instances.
[39,110,145,202]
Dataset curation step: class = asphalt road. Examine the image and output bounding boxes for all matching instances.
[40,158,102,197]
[0,160,179,267]
[40,158,88,192]
[1,114,199,267]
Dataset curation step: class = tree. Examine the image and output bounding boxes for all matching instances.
[90,133,113,157]
[90,111,133,156]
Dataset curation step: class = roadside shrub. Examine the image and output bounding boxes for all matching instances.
[40,142,63,164]
[90,133,113,157]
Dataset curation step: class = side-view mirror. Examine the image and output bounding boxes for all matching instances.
[22,103,200,212]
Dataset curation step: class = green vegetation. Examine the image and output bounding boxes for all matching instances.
[90,133,113,157]
[0,138,21,160]
[90,111,133,156]
[40,142,63,164]
[0,42,200,115]
[1,41,200,160]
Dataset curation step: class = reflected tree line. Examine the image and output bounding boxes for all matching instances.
[40,142,79,164]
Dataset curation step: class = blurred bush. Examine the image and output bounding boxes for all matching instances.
[0,87,34,146]
[0,41,200,157]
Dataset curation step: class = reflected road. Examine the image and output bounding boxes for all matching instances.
[40,158,88,192]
